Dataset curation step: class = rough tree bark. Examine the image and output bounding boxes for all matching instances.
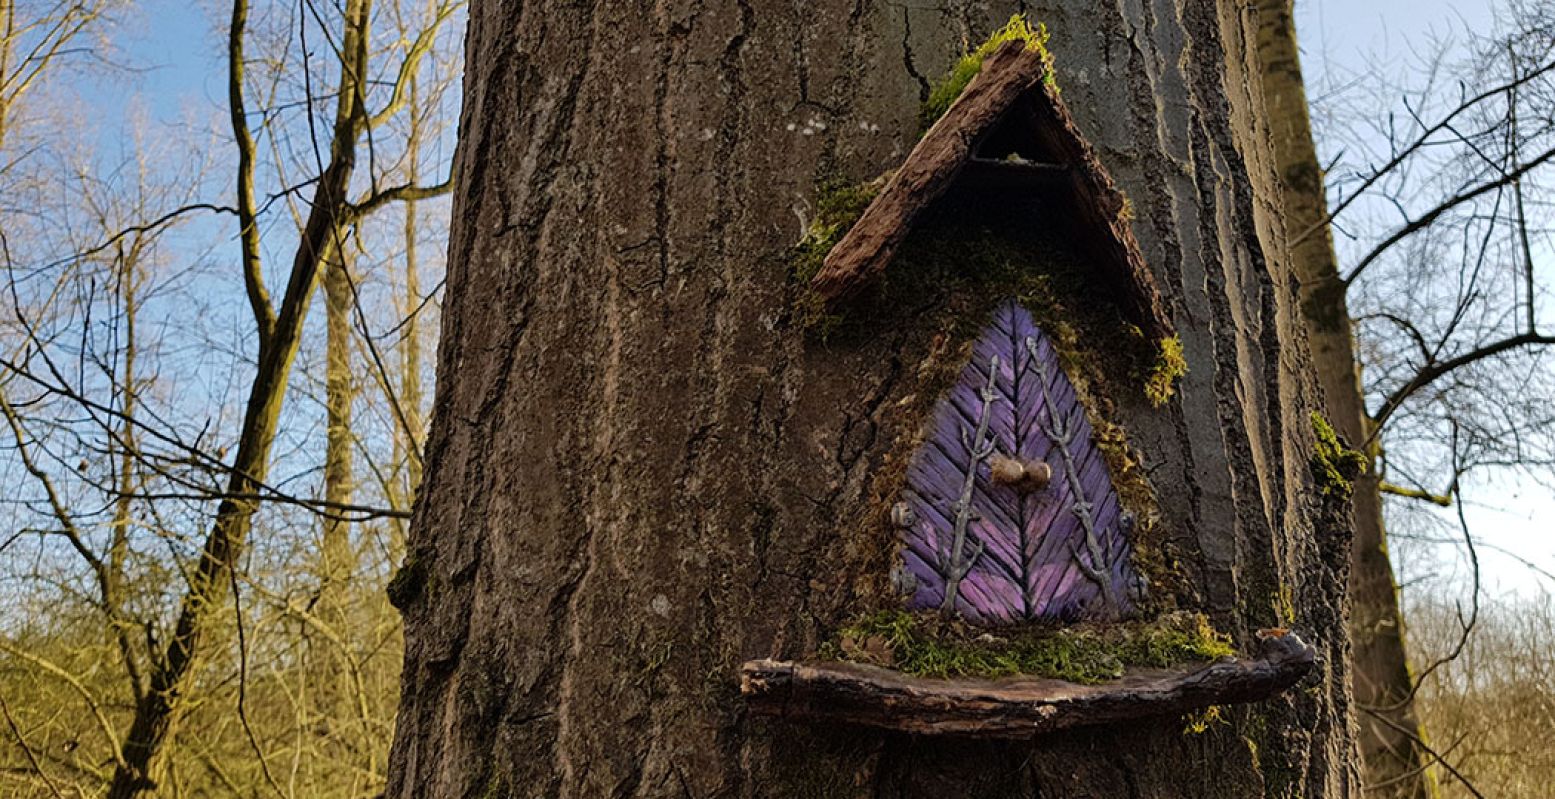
[1254,3,1434,796]
[388,2,1358,796]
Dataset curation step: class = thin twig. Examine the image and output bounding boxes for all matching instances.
[229,558,289,799]
[1361,707,1487,799]
[0,690,68,799]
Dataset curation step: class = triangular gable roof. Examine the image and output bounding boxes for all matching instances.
[808,40,1174,343]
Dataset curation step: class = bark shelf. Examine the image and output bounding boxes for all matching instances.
[741,631,1315,739]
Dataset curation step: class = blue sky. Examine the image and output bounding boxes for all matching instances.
[74,1,217,154]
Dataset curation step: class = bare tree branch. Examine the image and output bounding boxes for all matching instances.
[1341,142,1555,286]
[1369,331,1555,434]
[1300,53,1555,247]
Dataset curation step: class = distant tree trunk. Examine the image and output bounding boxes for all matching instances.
[108,238,146,702]
[392,69,425,527]
[106,0,373,794]
[387,2,1358,796]
[400,206,424,497]
[320,231,358,612]
[311,226,361,758]
[0,0,12,153]
[1255,3,1435,796]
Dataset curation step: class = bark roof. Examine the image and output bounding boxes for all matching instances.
[808,40,1175,342]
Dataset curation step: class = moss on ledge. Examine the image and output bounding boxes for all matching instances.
[920,14,1056,130]
[820,609,1233,684]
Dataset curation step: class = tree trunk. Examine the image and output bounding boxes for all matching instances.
[108,239,147,703]
[106,1,373,794]
[388,2,1358,796]
[391,66,426,531]
[310,227,362,763]
[320,232,359,613]
[1253,4,1434,796]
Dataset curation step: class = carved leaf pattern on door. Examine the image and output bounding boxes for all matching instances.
[898,301,1136,624]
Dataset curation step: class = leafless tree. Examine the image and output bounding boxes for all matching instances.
[1280,0,1555,793]
[0,0,462,795]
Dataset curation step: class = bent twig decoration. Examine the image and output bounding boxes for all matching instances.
[1029,336,1121,613]
[939,355,998,613]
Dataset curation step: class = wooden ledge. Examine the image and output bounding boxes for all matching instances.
[957,158,1071,190]
[741,632,1315,738]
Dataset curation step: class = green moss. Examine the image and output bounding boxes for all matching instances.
[640,641,673,676]
[1309,412,1367,499]
[920,14,1055,130]
[791,177,883,284]
[822,609,1233,683]
[1275,583,1296,625]
[479,774,509,799]
[1182,704,1227,735]
[790,176,886,334]
[1143,335,1187,407]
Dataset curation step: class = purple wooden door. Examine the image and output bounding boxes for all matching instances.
[897,300,1137,624]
